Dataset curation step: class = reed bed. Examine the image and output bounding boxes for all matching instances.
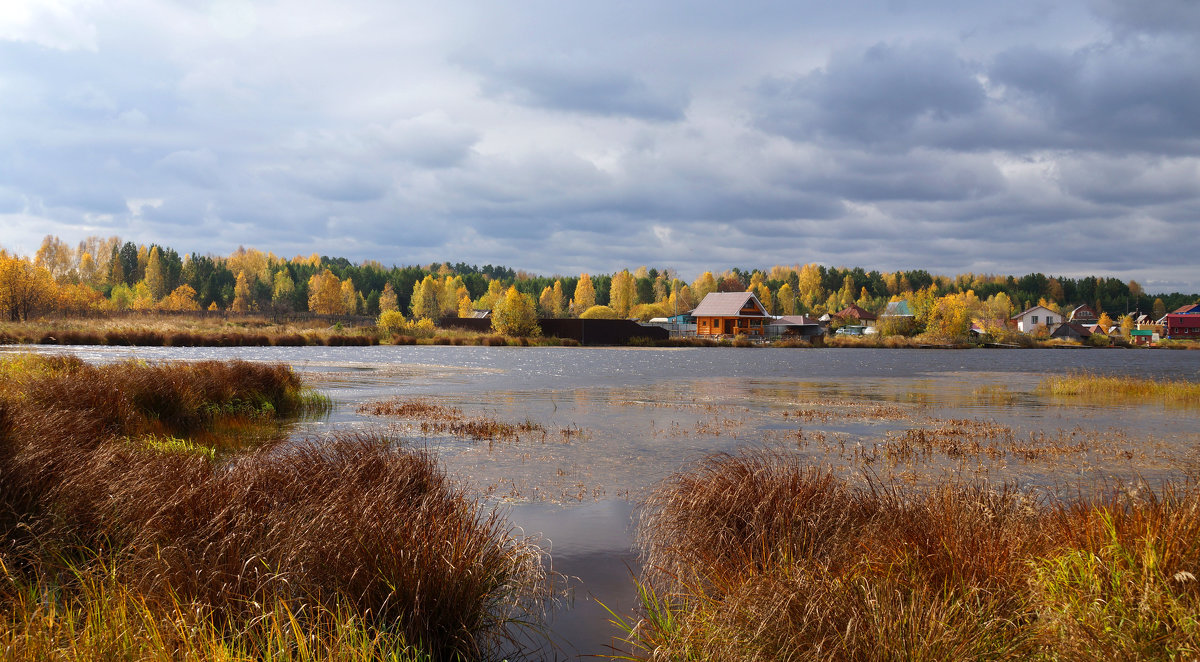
[618,449,1200,661]
[0,354,548,661]
[358,397,556,445]
[1040,371,1200,406]
[1,316,383,347]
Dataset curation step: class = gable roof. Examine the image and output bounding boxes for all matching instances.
[1011,305,1058,321]
[691,292,770,318]
[1069,304,1098,321]
[769,315,822,326]
[834,304,877,321]
[1171,303,1200,315]
[1050,322,1092,339]
[882,300,913,316]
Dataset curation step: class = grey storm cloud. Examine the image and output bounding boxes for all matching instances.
[461,54,689,121]
[990,39,1200,153]
[0,0,1198,291]
[1090,0,1200,35]
[756,42,987,147]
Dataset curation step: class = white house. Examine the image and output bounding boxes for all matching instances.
[1011,305,1062,333]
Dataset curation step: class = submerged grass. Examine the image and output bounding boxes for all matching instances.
[0,353,549,661]
[1040,371,1200,406]
[617,449,1200,660]
[359,397,555,445]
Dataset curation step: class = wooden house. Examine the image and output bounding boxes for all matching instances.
[692,292,771,337]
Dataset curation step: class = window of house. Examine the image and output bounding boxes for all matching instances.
[1032,315,1038,324]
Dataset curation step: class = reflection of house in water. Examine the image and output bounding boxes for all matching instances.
[692,292,770,337]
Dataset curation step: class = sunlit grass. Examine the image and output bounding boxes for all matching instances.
[614,450,1200,661]
[0,556,432,662]
[132,433,217,460]
[1039,371,1200,406]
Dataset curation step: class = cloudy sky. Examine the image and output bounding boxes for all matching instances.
[2,0,1198,291]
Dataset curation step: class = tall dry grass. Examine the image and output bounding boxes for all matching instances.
[0,316,379,347]
[0,354,548,660]
[1040,371,1200,406]
[620,449,1200,660]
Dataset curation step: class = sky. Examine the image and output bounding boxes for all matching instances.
[1,0,1199,292]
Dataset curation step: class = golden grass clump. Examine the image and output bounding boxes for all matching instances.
[620,449,1200,661]
[1040,371,1200,406]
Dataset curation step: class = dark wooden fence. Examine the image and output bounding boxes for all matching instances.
[439,317,668,345]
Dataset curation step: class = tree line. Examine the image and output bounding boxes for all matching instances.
[0,235,1195,330]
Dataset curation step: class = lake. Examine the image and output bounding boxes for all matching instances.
[7,344,1200,658]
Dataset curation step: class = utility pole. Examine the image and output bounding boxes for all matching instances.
[672,276,678,337]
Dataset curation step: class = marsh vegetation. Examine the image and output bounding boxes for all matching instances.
[0,355,548,661]
[4,345,1199,659]
[617,450,1200,660]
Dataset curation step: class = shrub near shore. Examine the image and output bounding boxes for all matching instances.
[0,354,547,661]
[0,316,379,347]
[618,449,1200,661]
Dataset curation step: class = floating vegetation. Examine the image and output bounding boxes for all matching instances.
[971,383,1020,404]
[782,400,913,422]
[1040,371,1200,407]
[358,397,564,445]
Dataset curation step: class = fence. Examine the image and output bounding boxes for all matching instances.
[439,317,669,345]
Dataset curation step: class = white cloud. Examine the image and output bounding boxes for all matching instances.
[0,0,97,51]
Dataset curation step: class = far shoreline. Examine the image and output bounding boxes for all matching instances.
[2,314,1197,351]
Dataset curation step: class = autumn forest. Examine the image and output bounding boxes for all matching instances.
[1,235,1196,336]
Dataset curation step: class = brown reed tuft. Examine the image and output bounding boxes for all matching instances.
[0,354,547,660]
[622,448,1200,660]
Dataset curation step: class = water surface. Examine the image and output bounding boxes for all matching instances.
[9,344,1200,658]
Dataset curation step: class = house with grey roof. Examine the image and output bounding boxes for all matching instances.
[767,315,825,339]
